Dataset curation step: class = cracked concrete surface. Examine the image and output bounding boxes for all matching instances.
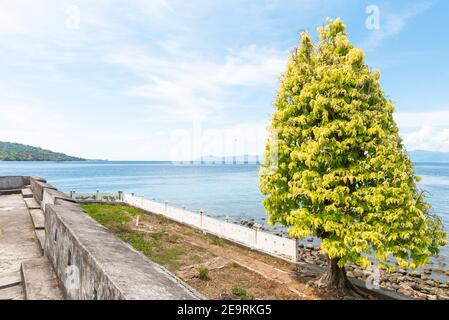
[0,194,40,276]
[0,193,64,300]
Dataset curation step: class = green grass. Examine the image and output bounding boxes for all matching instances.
[82,204,140,228]
[81,204,187,272]
[197,266,209,280]
[206,235,225,246]
[231,287,254,300]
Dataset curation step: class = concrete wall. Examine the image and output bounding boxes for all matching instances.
[122,194,298,262]
[41,188,78,210]
[30,177,57,204]
[0,175,204,300]
[72,191,121,203]
[44,199,202,300]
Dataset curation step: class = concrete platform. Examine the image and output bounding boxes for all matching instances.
[24,198,40,210]
[0,195,41,275]
[21,188,33,199]
[0,283,24,300]
[0,271,21,290]
[0,193,53,300]
[21,258,63,300]
[0,189,21,196]
[2,176,203,300]
[29,209,45,230]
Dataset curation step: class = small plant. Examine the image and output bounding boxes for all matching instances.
[231,287,254,300]
[197,266,209,280]
[211,237,224,246]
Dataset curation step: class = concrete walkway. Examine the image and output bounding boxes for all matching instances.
[0,193,63,300]
[0,195,40,275]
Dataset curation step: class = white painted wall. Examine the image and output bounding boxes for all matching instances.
[122,194,298,262]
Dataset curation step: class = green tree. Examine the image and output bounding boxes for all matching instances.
[259,18,447,296]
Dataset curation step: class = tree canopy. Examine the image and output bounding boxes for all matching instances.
[259,18,447,271]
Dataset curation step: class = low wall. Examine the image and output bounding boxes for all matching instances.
[122,194,299,262]
[44,199,202,300]
[42,188,78,209]
[0,176,29,190]
[31,178,57,204]
[3,176,204,300]
[70,191,121,203]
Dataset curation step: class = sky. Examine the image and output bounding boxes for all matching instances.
[0,0,448,161]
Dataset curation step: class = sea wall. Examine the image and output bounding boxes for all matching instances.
[0,176,29,191]
[31,178,57,205]
[24,177,202,300]
[44,199,202,300]
[122,194,299,262]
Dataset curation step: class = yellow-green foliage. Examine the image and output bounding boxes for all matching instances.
[259,18,447,269]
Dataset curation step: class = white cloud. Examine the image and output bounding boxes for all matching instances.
[107,44,286,121]
[395,111,449,128]
[394,111,449,152]
[401,126,449,152]
[363,2,432,51]
[0,103,69,151]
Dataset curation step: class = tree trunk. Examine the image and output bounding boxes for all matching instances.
[316,256,365,298]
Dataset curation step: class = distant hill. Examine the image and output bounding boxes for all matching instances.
[0,141,85,161]
[408,150,449,163]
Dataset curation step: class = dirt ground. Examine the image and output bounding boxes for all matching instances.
[82,204,334,300]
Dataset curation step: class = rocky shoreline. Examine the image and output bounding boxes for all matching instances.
[298,243,449,300]
[239,218,449,299]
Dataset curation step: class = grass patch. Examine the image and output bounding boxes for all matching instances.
[197,266,209,280]
[150,246,186,271]
[81,204,187,272]
[82,204,140,232]
[207,235,225,246]
[231,287,254,300]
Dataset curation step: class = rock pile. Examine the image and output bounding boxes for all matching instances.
[298,244,449,300]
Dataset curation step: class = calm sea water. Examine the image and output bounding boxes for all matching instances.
[1,161,449,264]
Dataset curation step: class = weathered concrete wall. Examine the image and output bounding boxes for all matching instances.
[44,199,202,300]
[41,188,77,211]
[0,175,202,300]
[0,176,28,190]
[30,177,56,204]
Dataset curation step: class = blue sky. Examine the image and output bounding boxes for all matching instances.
[0,0,448,160]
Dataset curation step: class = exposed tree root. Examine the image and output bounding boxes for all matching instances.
[314,256,370,299]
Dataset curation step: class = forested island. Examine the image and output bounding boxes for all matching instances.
[0,141,85,161]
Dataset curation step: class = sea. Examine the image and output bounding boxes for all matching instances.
[1,160,449,271]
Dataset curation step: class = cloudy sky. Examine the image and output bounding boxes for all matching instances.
[0,0,448,160]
